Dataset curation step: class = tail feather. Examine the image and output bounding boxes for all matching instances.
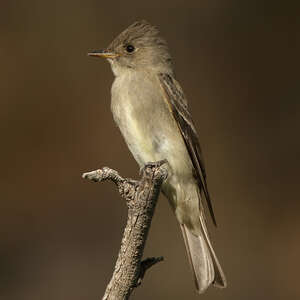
[180,217,227,293]
[180,224,214,293]
[199,213,227,288]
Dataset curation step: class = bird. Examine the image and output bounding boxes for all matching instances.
[88,20,227,293]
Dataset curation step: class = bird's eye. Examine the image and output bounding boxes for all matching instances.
[125,45,135,53]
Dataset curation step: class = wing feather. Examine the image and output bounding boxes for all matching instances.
[158,73,217,226]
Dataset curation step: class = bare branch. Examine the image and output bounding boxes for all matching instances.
[82,160,168,300]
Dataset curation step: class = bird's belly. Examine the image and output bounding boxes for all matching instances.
[115,104,180,167]
[112,88,190,174]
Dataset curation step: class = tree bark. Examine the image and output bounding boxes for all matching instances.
[82,160,168,300]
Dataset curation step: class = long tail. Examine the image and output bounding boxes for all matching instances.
[180,214,227,293]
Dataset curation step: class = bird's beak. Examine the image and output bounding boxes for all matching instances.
[87,49,119,59]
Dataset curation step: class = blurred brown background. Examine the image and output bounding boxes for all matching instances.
[1,1,300,299]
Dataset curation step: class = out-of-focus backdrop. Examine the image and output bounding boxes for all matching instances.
[1,1,299,299]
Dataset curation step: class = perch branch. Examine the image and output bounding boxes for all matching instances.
[82,160,168,300]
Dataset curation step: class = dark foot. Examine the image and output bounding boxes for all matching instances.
[140,159,168,175]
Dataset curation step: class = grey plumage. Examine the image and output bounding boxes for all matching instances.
[89,20,227,293]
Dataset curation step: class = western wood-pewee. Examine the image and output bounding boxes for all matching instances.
[88,20,227,293]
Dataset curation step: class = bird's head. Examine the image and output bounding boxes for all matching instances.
[88,20,173,76]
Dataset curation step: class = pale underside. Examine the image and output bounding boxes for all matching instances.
[111,67,201,233]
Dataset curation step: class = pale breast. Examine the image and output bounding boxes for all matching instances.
[110,70,193,179]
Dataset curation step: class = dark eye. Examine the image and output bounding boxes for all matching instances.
[125,45,135,53]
